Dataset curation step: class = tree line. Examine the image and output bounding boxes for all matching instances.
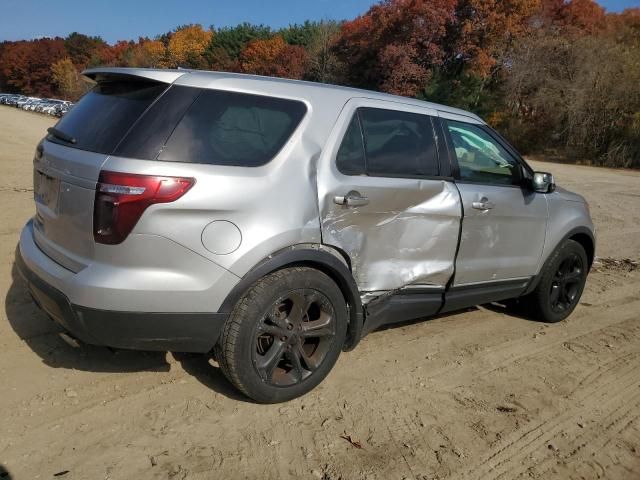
[0,0,638,168]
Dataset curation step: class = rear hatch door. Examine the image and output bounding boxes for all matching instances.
[33,73,177,270]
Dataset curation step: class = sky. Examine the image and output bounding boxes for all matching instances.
[0,0,638,44]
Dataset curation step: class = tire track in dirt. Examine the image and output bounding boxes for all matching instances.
[464,373,640,479]
[432,301,640,389]
[528,404,640,479]
[456,330,640,479]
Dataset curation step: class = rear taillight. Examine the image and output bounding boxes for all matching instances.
[93,171,195,245]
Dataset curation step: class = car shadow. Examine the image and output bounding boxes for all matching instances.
[172,352,250,402]
[481,301,541,322]
[370,300,540,335]
[5,253,170,374]
[371,307,478,334]
[5,248,247,401]
[0,464,12,479]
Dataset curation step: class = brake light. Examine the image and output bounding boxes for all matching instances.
[93,171,195,245]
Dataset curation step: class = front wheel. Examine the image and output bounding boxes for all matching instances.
[522,239,589,323]
[215,267,348,403]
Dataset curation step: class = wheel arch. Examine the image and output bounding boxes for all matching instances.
[524,226,595,296]
[568,230,595,269]
[218,244,364,351]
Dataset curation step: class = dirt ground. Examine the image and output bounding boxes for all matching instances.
[1,105,639,480]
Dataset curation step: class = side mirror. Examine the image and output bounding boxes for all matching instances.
[532,171,555,193]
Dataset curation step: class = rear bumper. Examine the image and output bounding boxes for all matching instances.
[16,236,227,353]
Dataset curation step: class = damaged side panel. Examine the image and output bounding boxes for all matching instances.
[320,178,462,292]
[316,98,463,294]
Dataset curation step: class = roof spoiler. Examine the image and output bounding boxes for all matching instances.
[82,67,188,84]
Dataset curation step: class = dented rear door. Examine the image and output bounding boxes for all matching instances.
[317,98,462,293]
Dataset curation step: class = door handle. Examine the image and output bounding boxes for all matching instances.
[472,198,495,210]
[334,191,369,207]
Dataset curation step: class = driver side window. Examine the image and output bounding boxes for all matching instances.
[445,119,520,186]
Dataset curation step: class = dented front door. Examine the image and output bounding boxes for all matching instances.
[316,98,462,293]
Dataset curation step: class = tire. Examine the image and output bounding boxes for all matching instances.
[214,267,348,403]
[522,239,588,323]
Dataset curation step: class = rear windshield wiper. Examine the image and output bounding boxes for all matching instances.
[47,127,77,144]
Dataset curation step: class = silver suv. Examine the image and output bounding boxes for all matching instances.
[18,68,595,402]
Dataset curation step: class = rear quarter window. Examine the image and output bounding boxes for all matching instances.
[157,90,307,167]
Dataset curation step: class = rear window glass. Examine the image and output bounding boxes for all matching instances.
[50,80,166,154]
[157,90,307,166]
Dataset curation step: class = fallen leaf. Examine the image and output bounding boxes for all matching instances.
[340,431,364,449]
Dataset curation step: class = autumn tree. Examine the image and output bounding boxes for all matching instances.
[451,0,541,78]
[206,23,272,70]
[238,36,307,79]
[64,32,106,68]
[0,38,66,96]
[504,28,640,168]
[305,21,343,83]
[335,0,457,96]
[420,0,542,113]
[559,0,606,34]
[93,40,135,67]
[51,57,86,100]
[605,8,640,46]
[167,24,213,68]
[128,38,167,67]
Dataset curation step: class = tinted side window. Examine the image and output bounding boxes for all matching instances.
[158,90,307,166]
[50,80,167,154]
[359,107,439,177]
[445,119,521,185]
[336,115,366,175]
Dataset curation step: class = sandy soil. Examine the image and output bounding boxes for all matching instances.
[1,105,639,480]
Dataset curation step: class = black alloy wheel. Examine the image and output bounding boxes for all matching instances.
[254,289,336,387]
[520,239,589,323]
[549,253,585,314]
[215,267,347,403]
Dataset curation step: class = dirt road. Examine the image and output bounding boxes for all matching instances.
[1,105,639,480]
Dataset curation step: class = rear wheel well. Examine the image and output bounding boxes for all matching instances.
[218,247,363,351]
[569,232,594,268]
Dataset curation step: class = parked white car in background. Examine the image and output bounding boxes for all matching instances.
[0,93,72,117]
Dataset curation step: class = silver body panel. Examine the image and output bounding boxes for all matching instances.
[454,183,548,285]
[19,67,594,320]
[316,98,461,292]
[21,220,240,312]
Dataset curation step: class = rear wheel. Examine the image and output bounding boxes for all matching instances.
[522,239,588,323]
[215,267,347,403]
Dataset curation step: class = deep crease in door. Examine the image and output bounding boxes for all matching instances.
[321,180,462,292]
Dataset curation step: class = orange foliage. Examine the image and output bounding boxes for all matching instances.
[167,25,213,68]
[0,38,66,96]
[95,40,134,66]
[560,0,606,34]
[51,57,84,100]
[239,36,308,79]
[337,0,457,96]
[455,0,542,78]
[130,39,166,67]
